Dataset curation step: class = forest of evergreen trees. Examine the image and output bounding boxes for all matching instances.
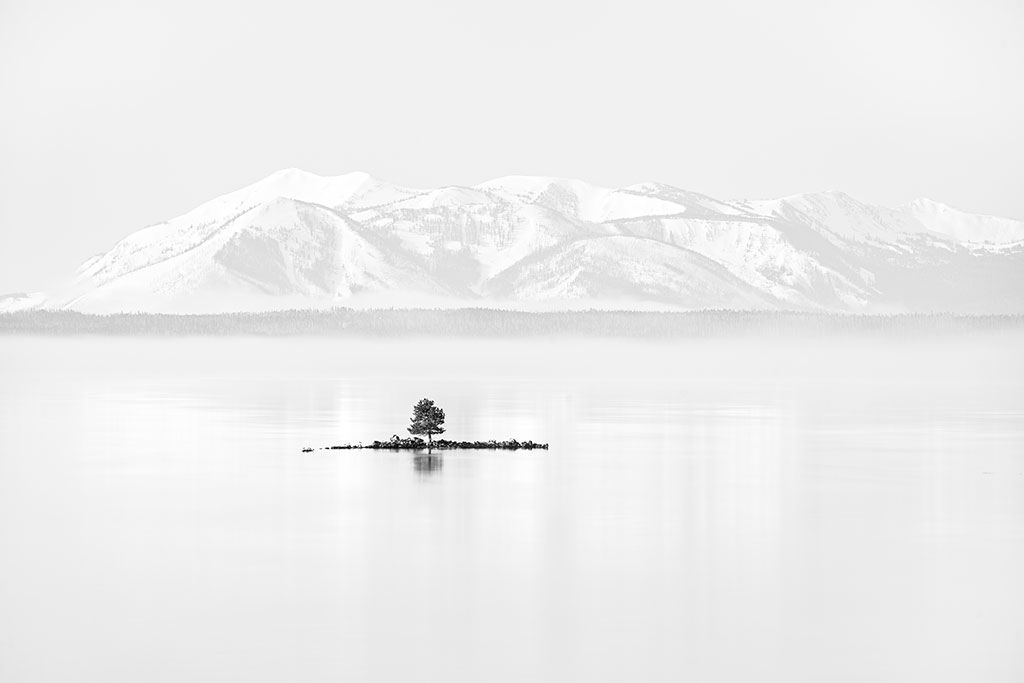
[1,308,1022,337]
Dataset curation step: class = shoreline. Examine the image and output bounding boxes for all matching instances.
[3,308,1023,338]
[304,437,549,452]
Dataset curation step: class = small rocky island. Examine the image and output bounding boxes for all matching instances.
[302,398,548,453]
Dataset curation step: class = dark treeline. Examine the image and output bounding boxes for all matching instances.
[2,308,1023,338]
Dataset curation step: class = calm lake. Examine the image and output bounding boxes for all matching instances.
[1,335,1022,682]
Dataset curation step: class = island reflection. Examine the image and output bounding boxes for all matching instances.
[413,454,443,475]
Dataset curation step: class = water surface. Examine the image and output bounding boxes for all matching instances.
[1,336,1022,682]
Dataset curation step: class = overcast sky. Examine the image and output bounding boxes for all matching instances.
[1,0,1022,292]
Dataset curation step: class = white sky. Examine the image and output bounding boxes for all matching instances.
[1,0,1022,292]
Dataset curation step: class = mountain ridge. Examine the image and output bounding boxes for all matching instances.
[5,169,1023,314]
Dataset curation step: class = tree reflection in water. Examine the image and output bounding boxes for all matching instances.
[413,454,443,475]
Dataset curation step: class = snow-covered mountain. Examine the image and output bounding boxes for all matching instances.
[7,169,1024,313]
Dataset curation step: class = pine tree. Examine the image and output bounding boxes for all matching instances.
[407,398,446,448]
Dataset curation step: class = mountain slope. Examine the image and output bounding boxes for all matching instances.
[484,236,782,310]
[66,198,448,313]
[16,170,1024,313]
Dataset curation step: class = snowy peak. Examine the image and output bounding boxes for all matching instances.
[167,169,422,228]
[904,198,1024,246]
[739,190,920,246]
[476,176,611,219]
[476,176,693,222]
[181,169,363,222]
[16,169,1024,314]
[475,175,599,201]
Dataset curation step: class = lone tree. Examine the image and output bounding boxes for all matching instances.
[408,398,446,448]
